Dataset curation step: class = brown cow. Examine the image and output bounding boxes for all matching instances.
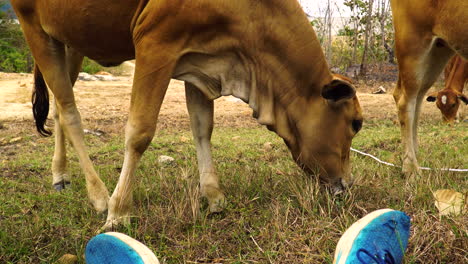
[426,55,468,123]
[390,0,467,175]
[11,0,363,229]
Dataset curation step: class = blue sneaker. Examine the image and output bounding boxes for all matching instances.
[333,209,411,264]
[86,232,160,264]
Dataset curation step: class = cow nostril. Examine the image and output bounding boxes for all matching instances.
[331,184,344,195]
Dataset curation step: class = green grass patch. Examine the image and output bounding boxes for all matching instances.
[0,122,467,263]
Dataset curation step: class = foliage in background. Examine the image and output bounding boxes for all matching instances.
[0,1,123,75]
[2,0,396,80]
[0,0,33,73]
[81,57,104,74]
[81,57,129,75]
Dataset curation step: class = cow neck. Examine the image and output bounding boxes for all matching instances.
[445,56,468,92]
[172,0,334,144]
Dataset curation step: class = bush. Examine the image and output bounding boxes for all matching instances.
[81,57,129,76]
[0,22,33,73]
[81,57,104,74]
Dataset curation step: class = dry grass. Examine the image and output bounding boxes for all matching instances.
[0,118,466,263]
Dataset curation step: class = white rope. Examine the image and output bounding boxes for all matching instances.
[350,147,468,172]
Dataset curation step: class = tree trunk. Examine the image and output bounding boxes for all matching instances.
[360,0,374,78]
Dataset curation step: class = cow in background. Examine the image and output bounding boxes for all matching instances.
[390,0,467,175]
[426,55,468,123]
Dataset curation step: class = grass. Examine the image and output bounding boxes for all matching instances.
[0,120,467,263]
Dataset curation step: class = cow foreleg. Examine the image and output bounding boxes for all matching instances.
[52,47,83,191]
[103,51,175,230]
[185,82,225,213]
[393,35,453,177]
[394,81,420,176]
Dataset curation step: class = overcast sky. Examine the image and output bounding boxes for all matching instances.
[298,0,352,17]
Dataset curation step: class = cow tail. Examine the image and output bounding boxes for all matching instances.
[32,64,52,136]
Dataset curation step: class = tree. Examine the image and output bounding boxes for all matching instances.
[375,0,394,64]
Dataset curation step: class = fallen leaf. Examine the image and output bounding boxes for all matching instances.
[56,254,77,264]
[180,136,190,143]
[433,189,465,216]
[9,137,22,144]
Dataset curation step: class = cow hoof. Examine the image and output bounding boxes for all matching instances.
[209,195,226,213]
[203,186,226,213]
[88,183,110,213]
[99,220,118,233]
[99,216,130,233]
[402,163,421,179]
[90,195,110,214]
[53,181,70,191]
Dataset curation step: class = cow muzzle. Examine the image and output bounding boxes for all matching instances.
[330,175,354,195]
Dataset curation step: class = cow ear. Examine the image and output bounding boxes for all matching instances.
[321,79,356,102]
[426,92,438,102]
[458,94,468,104]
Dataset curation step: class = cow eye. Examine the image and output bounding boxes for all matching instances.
[352,119,363,133]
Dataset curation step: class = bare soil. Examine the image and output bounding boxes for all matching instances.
[0,72,449,135]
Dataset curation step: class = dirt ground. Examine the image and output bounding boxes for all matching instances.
[0,72,452,135]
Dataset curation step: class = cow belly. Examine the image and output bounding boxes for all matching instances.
[436,1,468,58]
[37,0,138,61]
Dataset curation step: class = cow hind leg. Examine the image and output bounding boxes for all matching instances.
[185,82,225,213]
[52,47,84,190]
[51,99,69,191]
[19,22,109,212]
[394,37,453,176]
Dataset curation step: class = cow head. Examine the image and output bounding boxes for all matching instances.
[276,74,363,194]
[426,90,468,123]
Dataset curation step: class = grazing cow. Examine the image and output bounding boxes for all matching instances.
[390,0,467,175]
[11,0,363,229]
[426,55,468,123]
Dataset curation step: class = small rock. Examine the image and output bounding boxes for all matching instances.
[158,155,175,164]
[94,74,118,81]
[56,254,78,264]
[372,86,386,94]
[9,137,22,144]
[78,72,98,81]
[263,142,273,151]
[83,129,105,136]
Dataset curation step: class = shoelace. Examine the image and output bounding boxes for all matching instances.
[357,248,396,264]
